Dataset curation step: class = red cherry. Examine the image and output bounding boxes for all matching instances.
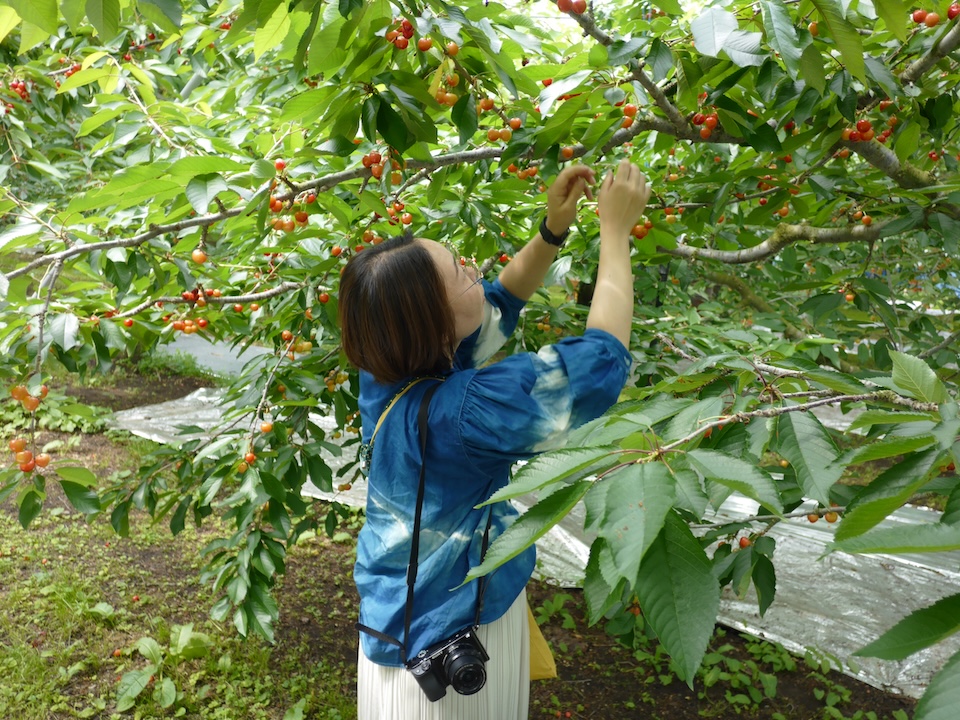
[319,292,330,304]
[739,537,752,549]
[274,159,286,172]
[856,119,872,133]
[571,0,586,12]
[912,8,927,23]
[123,318,134,327]
[924,12,940,26]
[417,37,432,51]
[557,0,573,11]
[949,4,960,20]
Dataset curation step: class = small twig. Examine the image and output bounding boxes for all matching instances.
[691,506,847,530]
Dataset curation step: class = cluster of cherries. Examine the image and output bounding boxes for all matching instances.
[912,4,960,26]
[8,436,50,474]
[384,18,417,50]
[3,79,32,113]
[267,160,316,231]
[691,111,721,140]
[556,0,587,14]
[9,383,46,413]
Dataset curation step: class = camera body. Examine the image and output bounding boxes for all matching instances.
[405,626,490,702]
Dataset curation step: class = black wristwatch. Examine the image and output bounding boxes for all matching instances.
[539,217,570,247]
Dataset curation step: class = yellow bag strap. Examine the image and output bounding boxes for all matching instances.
[369,376,438,445]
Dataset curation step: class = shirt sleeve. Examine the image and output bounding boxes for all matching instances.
[458,329,632,466]
[454,278,527,371]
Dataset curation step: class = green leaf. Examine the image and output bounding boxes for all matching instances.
[840,434,937,466]
[855,593,960,660]
[849,410,938,432]
[169,623,213,659]
[154,677,176,708]
[116,669,154,712]
[889,351,948,404]
[722,30,766,68]
[255,3,291,61]
[166,157,246,177]
[894,121,921,163]
[810,0,865,81]
[485,445,616,504]
[138,0,182,29]
[55,465,98,486]
[776,411,841,506]
[0,7,20,45]
[875,0,908,41]
[18,490,43,529]
[283,699,308,720]
[595,463,676,582]
[761,0,801,78]
[535,93,588,154]
[61,481,101,515]
[752,553,776,616]
[537,69,591,117]
[450,93,478,146]
[836,448,942,541]
[607,38,646,66]
[376,99,415,153]
[637,512,720,686]
[687,449,783,513]
[914,648,960,720]
[49,313,80,352]
[136,637,164,665]
[832,522,960,554]
[185,174,228,215]
[647,39,674,82]
[691,7,738,57]
[245,584,278,643]
[942,485,960,526]
[86,0,120,38]
[7,0,57,34]
[466,481,590,583]
[305,454,332,492]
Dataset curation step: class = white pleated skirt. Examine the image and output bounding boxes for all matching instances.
[357,591,530,720]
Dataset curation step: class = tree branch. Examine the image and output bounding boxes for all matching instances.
[899,21,960,86]
[849,139,937,189]
[659,218,890,265]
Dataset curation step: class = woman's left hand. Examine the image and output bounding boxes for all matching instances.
[545,164,596,236]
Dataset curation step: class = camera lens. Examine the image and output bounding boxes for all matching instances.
[445,649,487,696]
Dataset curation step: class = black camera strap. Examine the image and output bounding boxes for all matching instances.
[357,380,493,666]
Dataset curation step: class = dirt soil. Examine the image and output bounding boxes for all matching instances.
[43,371,918,719]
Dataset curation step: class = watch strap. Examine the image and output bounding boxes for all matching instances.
[539,217,569,247]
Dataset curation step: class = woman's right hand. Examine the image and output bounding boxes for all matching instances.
[597,159,651,240]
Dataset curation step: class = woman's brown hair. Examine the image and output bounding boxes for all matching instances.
[338,233,457,384]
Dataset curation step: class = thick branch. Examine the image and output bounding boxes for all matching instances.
[660,219,889,265]
[849,139,937,189]
[900,21,960,85]
[631,65,689,132]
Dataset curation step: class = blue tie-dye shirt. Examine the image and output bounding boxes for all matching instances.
[355,278,632,666]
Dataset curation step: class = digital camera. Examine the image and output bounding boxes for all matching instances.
[405,626,490,702]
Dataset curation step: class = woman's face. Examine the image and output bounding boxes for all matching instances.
[419,239,484,343]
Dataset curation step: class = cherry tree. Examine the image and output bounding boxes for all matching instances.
[1,0,958,714]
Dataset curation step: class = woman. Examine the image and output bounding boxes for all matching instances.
[339,160,650,719]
